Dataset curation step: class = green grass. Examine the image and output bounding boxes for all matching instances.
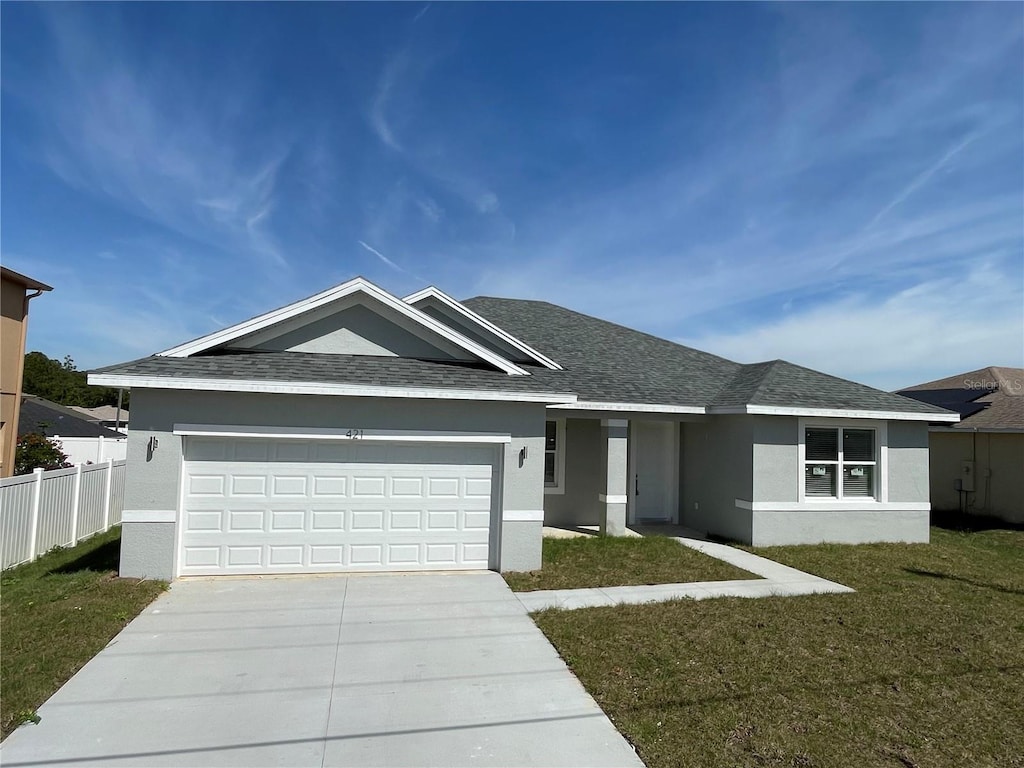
[531,526,1024,768]
[1,528,167,740]
[503,535,756,592]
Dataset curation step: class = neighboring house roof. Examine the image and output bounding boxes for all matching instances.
[69,404,130,424]
[898,367,1024,431]
[0,266,53,292]
[19,396,127,438]
[89,278,957,421]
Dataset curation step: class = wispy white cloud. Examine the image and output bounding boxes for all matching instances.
[370,54,406,152]
[357,240,423,282]
[680,261,1024,391]
[865,131,982,229]
[30,8,293,272]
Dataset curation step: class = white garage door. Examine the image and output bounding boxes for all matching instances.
[178,438,496,576]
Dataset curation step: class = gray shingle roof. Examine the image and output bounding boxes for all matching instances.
[91,352,574,397]
[898,367,1024,429]
[20,396,126,438]
[92,294,955,417]
[462,297,741,406]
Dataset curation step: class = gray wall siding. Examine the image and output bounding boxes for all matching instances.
[752,510,928,546]
[887,421,930,503]
[500,521,543,572]
[120,522,175,580]
[543,418,602,527]
[928,432,1024,523]
[752,416,799,503]
[121,389,546,578]
[680,416,753,542]
[251,304,458,359]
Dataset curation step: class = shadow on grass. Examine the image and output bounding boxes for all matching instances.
[904,568,1024,596]
[930,510,1024,533]
[51,538,121,576]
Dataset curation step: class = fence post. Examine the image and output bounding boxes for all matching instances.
[102,458,114,532]
[70,463,84,546]
[28,467,44,562]
[98,435,105,462]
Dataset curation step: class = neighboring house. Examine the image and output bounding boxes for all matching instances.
[90,277,957,581]
[69,403,130,431]
[19,395,128,465]
[0,267,52,477]
[898,367,1023,524]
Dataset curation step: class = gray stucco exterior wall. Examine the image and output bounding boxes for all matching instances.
[887,421,930,503]
[120,389,546,579]
[752,416,799,503]
[543,418,602,527]
[680,416,754,542]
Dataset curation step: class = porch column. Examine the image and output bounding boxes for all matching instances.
[599,418,629,536]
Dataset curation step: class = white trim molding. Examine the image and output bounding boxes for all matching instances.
[173,424,513,443]
[502,509,544,522]
[156,277,532,376]
[404,286,563,370]
[89,373,578,405]
[599,494,628,504]
[121,509,176,524]
[552,401,705,415]
[710,404,959,423]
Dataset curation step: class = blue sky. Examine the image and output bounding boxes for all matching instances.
[2,2,1021,391]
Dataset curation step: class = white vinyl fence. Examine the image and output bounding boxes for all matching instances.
[52,434,128,465]
[1,459,126,570]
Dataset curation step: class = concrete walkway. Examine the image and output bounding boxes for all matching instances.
[1,573,643,768]
[516,531,854,612]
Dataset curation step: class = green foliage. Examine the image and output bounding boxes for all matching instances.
[13,433,72,475]
[22,352,127,408]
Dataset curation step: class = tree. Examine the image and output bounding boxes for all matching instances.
[14,433,72,475]
[22,352,128,408]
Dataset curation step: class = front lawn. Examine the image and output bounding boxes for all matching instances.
[504,535,756,592]
[0,528,167,740]
[532,526,1024,768]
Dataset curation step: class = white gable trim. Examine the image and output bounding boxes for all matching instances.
[88,372,577,404]
[548,401,706,414]
[404,286,563,370]
[158,277,531,376]
[173,424,513,443]
[708,404,959,422]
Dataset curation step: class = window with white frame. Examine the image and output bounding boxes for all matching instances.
[804,427,876,499]
[544,419,565,492]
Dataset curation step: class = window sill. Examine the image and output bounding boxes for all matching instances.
[735,499,929,512]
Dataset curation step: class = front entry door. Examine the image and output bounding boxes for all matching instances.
[629,421,678,523]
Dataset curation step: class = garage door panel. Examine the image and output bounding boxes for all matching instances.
[180,439,496,576]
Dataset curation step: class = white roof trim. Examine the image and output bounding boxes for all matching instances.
[88,372,577,404]
[929,425,1023,433]
[404,286,563,370]
[548,401,706,414]
[708,404,960,422]
[173,424,512,443]
[157,277,531,376]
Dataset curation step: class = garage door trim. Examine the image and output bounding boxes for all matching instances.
[174,423,512,443]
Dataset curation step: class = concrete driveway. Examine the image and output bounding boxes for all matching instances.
[1,573,643,767]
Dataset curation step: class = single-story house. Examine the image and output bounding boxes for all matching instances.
[69,403,130,432]
[898,367,1023,524]
[19,395,128,464]
[90,277,957,580]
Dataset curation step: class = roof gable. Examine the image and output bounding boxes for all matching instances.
[898,366,1023,430]
[158,277,530,376]
[404,287,562,370]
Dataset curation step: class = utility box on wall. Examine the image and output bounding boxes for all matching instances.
[960,461,976,493]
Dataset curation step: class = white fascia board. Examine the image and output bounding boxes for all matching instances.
[88,373,578,404]
[174,424,512,443]
[929,426,1023,434]
[157,277,531,377]
[548,401,706,414]
[709,404,960,422]
[404,286,563,370]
